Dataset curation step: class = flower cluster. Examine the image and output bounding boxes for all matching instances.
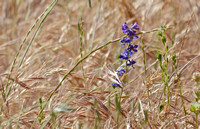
[112,22,139,88]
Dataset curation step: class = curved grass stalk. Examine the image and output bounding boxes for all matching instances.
[5,0,58,95]
[18,0,58,69]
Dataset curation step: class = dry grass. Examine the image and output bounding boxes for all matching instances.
[0,0,200,128]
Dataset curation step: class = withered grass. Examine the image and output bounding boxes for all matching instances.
[0,0,200,128]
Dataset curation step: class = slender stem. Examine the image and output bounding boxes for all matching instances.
[163,29,170,106]
[142,39,151,108]
[79,18,86,87]
[116,88,123,129]
[196,113,198,128]
[173,52,187,127]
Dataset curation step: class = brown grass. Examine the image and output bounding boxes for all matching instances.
[0,0,200,128]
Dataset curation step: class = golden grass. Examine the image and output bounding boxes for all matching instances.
[0,0,200,128]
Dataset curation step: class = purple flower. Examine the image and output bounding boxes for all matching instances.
[124,37,131,43]
[112,22,140,89]
[119,45,137,61]
[120,37,125,43]
[132,36,138,41]
[112,83,120,87]
[112,79,123,88]
[112,83,123,88]
[128,51,134,57]
[128,44,138,52]
[127,29,136,36]
[121,43,125,47]
[120,38,126,47]
[119,53,127,60]
[122,22,128,33]
[120,22,139,46]
[116,67,126,76]
[131,22,140,30]
[127,59,136,68]
[119,49,130,60]
[120,37,133,47]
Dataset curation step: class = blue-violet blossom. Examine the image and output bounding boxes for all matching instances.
[112,22,139,88]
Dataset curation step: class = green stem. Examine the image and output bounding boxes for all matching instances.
[173,53,187,127]
[117,88,123,129]
[179,79,187,127]
[142,39,151,108]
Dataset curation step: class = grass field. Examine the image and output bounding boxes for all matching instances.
[0,0,200,128]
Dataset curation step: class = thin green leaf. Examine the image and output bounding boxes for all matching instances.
[88,0,92,8]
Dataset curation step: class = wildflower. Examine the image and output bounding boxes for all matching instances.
[116,67,126,76]
[119,49,130,60]
[112,79,124,88]
[120,37,133,47]
[124,37,131,43]
[131,22,140,30]
[128,51,134,57]
[112,79,123,88]
[127,59,136,68]
[122,22,128,33]
[120,38,126,47]
[132,36,139,41]
[128,44,138,52]
[111,22,139,88]
[120,37,125,43]
[120,37,131,43]
[119,23,139,63]
[112,83,120,87]
[127,29,136,36]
